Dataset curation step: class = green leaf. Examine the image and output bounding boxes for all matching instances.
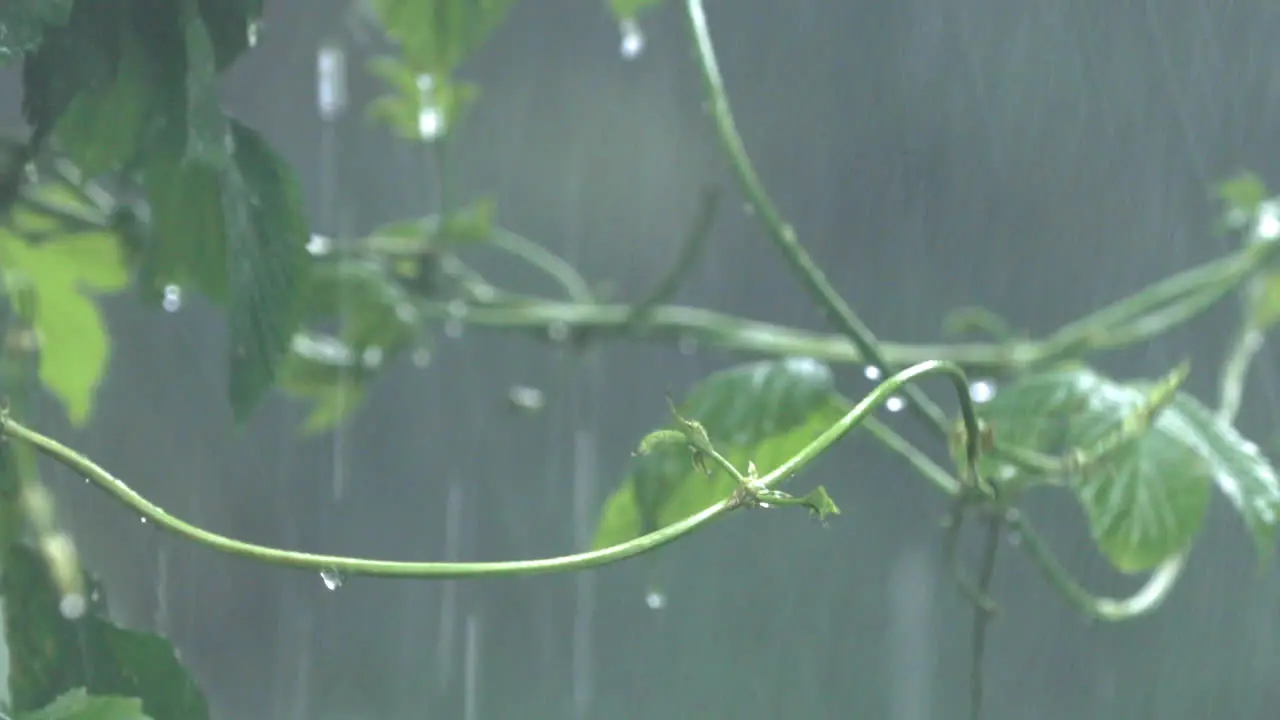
[1215,171,1269,231]
[608,0,664,21]
[19,688,152,720]
[593,357,843,549]
[0,0,73,63]
[277,333,371,435]
[51,19,158,175]
[1159,391,1280,562]
[300,259,421,351]
[364,55,479,141]
[223,120,311,422]
[368,0,519,76]
[0,230,129,424]
[968,367,1279,572]
[20,0,125,148]
[2,543,209,719]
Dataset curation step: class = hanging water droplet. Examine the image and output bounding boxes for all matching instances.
[59,592,86,619]
[306,233,333,256]
[969,379,997,404]
[140,517,147,524]
[247,19,262,47]
[508,385,545,412]
[678,336,698,355]
[644,588,666,610]
[619,19,645,59]
[415,74,446,141]
[885,396,906,413]
[161,284,182,312]
[316,44,348,121]
[320,568,345,590]
[864,365,883,381]
[1257,201,1280,241]
[547,321,570,343]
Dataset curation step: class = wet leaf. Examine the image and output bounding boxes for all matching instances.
[299,259,420,351]
[0,230,129,425]
[594,357,844,549]
[195,0,263,71]
[2,543,209,719]
[969,366,1278,572]
[365,55,479,141]
[0,0,74,64]
[19,688,151,720]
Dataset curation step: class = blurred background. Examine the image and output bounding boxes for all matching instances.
[4,0,1280,717]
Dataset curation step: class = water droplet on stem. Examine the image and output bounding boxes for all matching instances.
[619,19,645,59]
[321,568,345,590]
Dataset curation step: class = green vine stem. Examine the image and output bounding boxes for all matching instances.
[1,360,982,581]
[684,0,950,437]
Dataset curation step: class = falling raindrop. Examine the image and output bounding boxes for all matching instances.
[416,74,445,141]
[618,19,645,59]
[247,19,262,47]
[161,284,182,312]
[885,395,906,413]
[316,44,347,121]
[864,365,883,381]
[547,321,570,343]
[678,336,698,355]
[320,568,344,590]
[58,593,86,620]
[969,379,998,404]
[644,588,667,610]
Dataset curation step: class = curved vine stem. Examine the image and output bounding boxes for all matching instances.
[1,360,982,580]
[683,0,950,439]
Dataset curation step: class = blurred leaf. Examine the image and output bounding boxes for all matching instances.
[51,20,157,175]
[608,0,663,21]
[967,367,1280,572]
[301,259,420,351]
[20,0,125,148]
[194,0,263,71]
[0,0,74,64]
[277,333,371,435]
[19,688,151,720]
[593,357,843,549]
[0,230,129,425]
[439,198,495,244]
[368,0,519,76]
[365,55,479,141]
[2,543,209,719]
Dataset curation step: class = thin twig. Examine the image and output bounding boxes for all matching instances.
[969,514,1002,720]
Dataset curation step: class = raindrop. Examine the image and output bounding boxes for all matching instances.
[1257,202,1280,241]
[444,319,465,339]
[361,346,384,368]
[306,233,333,256]
[161,284,182,312]
[412,346,432,368]
[247,20,262,47]
[619,19,645,59]
[140,517,147,524]
[316,44,347,121]
[885,396,906,413]
[864,365,883,381]
[644,588,667,610]
[678,336,698,355]
[1007,530,1023,547]
[59,593,86,620]
[416,74,445,141]
[444,300,467,338]
[320,568,345,590]
[969,379,997,404]
[547,321,570,343]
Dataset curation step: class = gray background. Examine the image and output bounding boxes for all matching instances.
[5,0,1280,718]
